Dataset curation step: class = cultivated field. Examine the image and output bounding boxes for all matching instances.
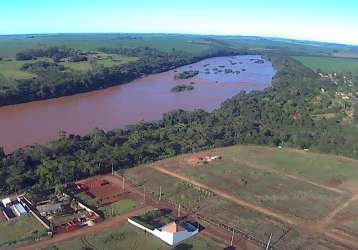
[125,145,358,249]
[0,34,211,58]
[294,56,358,75]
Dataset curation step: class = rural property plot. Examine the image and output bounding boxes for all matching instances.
[126,145,358,249]
[155,149,350,221]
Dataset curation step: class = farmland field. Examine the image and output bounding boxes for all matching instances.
[0,214,47,247]
[0,34,211,58]
[40,223,221,250]
[125,145,358,249]
[294,56,358,75]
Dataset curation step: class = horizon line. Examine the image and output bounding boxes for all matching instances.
[1,31,357,47]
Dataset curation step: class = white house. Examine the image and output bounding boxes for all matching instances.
[128,218,199,246]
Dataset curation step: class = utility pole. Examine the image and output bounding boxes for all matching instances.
[143,186,146,204]
[265,233,272,250]
[111,163,114,176]
[122,175,125,191]
[230,228,235,246]
[159,185,162,201]
[178,203,181,218]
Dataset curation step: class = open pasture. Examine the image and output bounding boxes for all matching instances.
[154,146,351,220]
[294,56,358,75]
[124,145,358,249]
[125,166,212,210]
[0,34,211,58]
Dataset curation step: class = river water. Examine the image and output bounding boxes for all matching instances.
[0,55,275,152]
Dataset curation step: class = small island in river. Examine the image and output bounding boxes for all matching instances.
[171,84,195,92]
[174,70,199,80]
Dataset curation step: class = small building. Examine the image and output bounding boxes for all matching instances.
[128,218,199,246]
[2,198,12,207]
[12,203,27,217]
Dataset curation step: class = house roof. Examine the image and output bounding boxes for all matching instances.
[161,222,186,233]
[12,203,27,215]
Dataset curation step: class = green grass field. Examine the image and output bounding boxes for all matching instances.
[40,223,221,250]
[154,146,351,220]
[333,199,358,237]
[98,199,138,217]
[0,34,211,58]
[0,59,37,80]
[294,56,358,75]
[125,167,212,210]
[0,214,47,247]
[125,145,358,249]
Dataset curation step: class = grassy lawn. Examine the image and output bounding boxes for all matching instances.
[0,59,37,80]
[0,214,47,247]
[99,199,138,217]
[75,191,98,207]
[218,145,358,189]
[157,146,349,220]
[294,56,358,75]
[333,200,358,236]
[41,223,220,250]
[125,167,212,209]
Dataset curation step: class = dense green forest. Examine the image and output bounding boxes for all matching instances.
[1,52,357,195]
[0,46,244,106]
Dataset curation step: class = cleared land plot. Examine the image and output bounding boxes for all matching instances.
[198,197,342,249]
[124,145,358,249]
[216,146,358,192]
[332,199,358,237]
[294,56,358,75]
[40,223,220,250]
[0,214,47,247]
[125,166,213,210]
[154,148,349,220]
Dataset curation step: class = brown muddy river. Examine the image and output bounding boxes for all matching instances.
[0,55,275,152]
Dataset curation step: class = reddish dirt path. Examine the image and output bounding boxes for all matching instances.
[16,206,152,250]
[153,165,358,249]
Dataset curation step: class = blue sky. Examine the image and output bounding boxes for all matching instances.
[1,0,358,45]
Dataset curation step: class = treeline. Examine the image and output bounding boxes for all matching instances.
[1,55,357,195]
[0,47,244,106]
[15,46,86,62]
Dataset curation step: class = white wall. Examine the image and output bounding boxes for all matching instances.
[127,218,199,246]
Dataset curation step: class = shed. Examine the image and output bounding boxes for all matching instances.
[12,203,27,216]
[1,198,12,207]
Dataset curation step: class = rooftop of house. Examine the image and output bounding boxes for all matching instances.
[161,221,198,234]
